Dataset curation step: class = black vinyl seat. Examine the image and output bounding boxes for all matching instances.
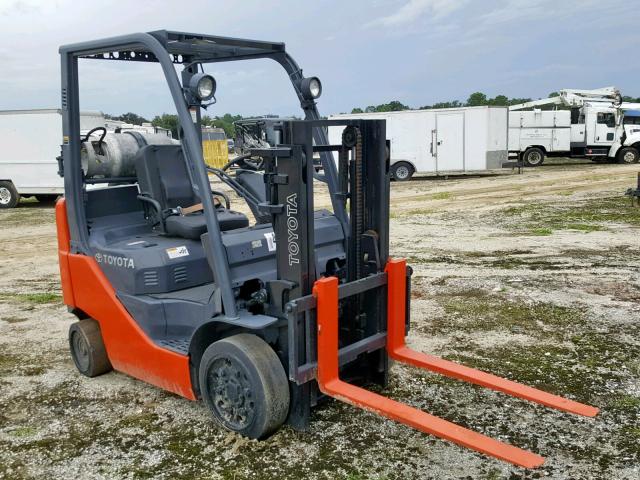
[235,169,271,224]
[135,144,249,240]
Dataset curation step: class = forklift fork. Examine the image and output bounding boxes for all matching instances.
[314,259,598,468]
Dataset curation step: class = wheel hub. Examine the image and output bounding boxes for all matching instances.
[624,151,635,163]
[396,166,409,179]
[208,358,255,430]
[0,187,11,205]
[72,331,90,371]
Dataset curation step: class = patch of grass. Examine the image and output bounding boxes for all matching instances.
[501,195,640,234]
[482,469,504,480]
[527,227,553,236]
[118,412,160,429]
[0,352,19,373]
[609,394,640,412]
[2,316,27,324]
[426,290,584,339]
[0,351,53,376]
[9,427,37,438]
[565,223,606,232]
[431,191,452,200]
[0,207,53,226]
[0,292,61,305]
[447,331,639,403]
[391,207,435,218]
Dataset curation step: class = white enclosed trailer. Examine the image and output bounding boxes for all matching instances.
[0,109,105,208]
[328,106,508,180]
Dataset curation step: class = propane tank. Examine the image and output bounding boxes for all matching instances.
[80,130,177,178]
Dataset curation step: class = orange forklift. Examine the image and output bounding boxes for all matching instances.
[56,31,597,468]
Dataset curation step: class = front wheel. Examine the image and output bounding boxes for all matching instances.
[199,334,290,439]
[391,162,414,181]
[617,147,639,164]
[0,181,20,209]
[522,148,545,167]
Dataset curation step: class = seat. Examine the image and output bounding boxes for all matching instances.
[135,144,249,239]
[164,209,249,240]
[235,169,271,224]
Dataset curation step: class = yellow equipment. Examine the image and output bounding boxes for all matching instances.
[202,127,229,168]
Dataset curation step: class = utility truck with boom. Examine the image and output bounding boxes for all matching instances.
[56,30,597,469]
[509,87,640,166]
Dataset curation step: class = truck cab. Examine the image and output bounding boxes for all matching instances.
[584,105,618,146]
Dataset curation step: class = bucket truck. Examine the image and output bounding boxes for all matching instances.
[508,87,640,166]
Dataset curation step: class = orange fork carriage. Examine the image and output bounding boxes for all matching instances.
[313,258,598,468]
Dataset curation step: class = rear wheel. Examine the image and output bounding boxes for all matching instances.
[522,148,545,167]
[391,162,414,181]
[199,333,289,439]
[0,181,20,209]
[68,319,112,377]
[617,147,639,164]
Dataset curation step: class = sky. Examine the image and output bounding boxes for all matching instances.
[0,0,638,120]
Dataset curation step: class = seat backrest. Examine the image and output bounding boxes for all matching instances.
[136,145,200,209]
[235,169,271,223]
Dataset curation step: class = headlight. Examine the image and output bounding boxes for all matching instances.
[189,73,216,101]
[300,77,322,100]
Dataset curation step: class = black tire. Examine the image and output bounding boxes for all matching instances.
[68,319,112,377]
[0,181,20,209]
[616,147,639,164]
[199,333,289,439]
[391,162,414,181]
[522,148,545,167]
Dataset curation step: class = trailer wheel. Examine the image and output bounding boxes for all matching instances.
[69,319,112,377]
[522,148,545,167]
[0,181,20,209]
[391,162,414,181]
[199,333,289,439]
[616,147,639,164]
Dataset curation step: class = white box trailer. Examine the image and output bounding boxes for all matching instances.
[0,109,105,208]
[328,106,508,180]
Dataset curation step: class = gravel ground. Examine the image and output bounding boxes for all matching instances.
[0,160,639,479]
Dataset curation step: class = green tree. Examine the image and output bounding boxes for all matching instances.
[119,112,149,125]
[489,95,509,106]
[105,112,149,124]
[351,107,364,114]
[508,97,532,106]
[151,114,180,138]
[549,91,560,97]
[377,100,409,112]
[466,92,488,106]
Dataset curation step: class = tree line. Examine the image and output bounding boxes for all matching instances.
[104,91,640,138]
[104,112,243,139]
[350,92,640,114]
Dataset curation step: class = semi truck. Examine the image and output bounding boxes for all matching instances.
[329,106,509,181]
[0,109,106,208]
[508,87,640,166]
